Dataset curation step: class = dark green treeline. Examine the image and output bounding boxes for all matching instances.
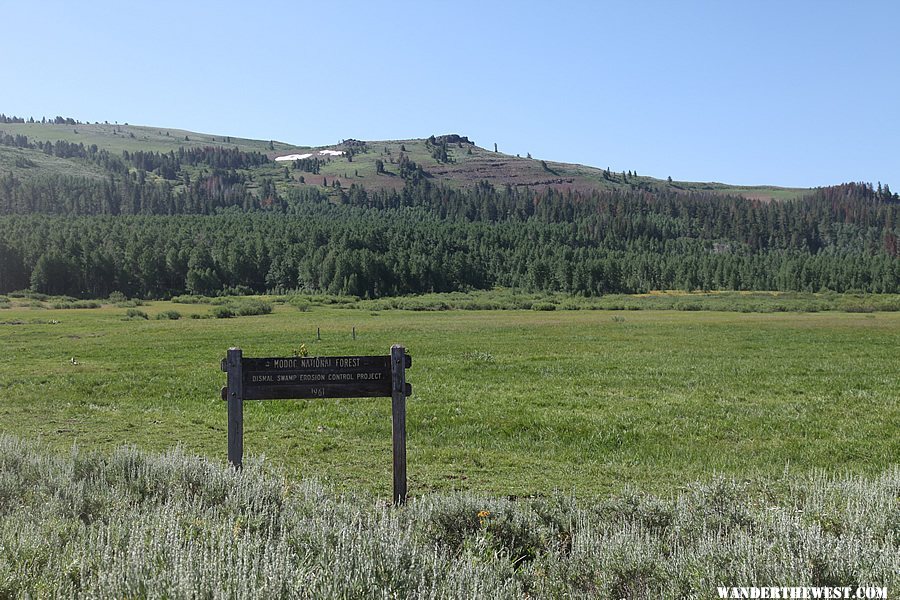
[0,195,897,298]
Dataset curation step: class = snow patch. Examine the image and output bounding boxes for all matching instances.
[275,149,344,161]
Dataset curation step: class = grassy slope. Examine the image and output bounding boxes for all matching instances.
[0,121,306,154]
[0,145,109,181]
[0,122,809,199]
[1,303,896,498]
[283,138,807,200]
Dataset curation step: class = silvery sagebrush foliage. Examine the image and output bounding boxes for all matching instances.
[0,435,896,599]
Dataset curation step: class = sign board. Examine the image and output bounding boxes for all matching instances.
[222,355,412,400]
[221,345,411,505]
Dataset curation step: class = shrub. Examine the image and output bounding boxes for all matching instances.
[125,308,148,320]
[208,298,274,317]
[115,299,146,308]
[210,306,234,319]
[155,310,181,320]
[843,303,876,313]
[674,302,702,311]
[212,299,274,317]
[531,302,557,311]
[235,299,273,316]
[861,297,898,311]
[50,300,102,309]
[172,295,211,305]
[107,291,127,304]
[319,295,358,305]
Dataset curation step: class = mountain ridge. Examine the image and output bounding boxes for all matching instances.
[0,118,808,201]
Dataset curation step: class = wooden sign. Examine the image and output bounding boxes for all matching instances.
[221,345,411,505]
[222,355,412,400]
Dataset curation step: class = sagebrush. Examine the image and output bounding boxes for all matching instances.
[0,437,896,598]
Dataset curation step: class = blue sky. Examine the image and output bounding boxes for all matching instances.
[2,0,897,187]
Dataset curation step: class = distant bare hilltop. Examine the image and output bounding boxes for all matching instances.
[0,114,807,200]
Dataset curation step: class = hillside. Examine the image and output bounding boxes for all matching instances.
[0,118,807,200]
[0,120,304,154]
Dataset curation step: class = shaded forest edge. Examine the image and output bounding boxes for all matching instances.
[0,127,898,297]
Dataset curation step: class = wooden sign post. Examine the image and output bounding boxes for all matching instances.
[390,344,407,505]
[221,345,412,505]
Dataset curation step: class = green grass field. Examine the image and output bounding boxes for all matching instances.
[2,300,896,500]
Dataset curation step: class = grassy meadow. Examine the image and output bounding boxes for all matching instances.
[1,296,897,499]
